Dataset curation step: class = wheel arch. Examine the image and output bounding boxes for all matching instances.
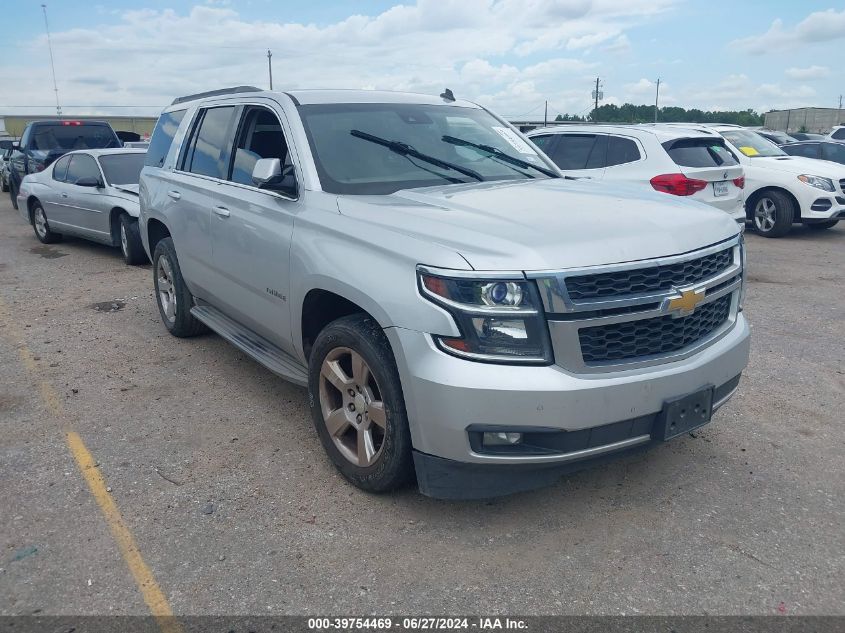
[146,218,171,255]
[300,288,386,361]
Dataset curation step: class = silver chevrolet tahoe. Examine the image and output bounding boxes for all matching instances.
[139,86,750,499]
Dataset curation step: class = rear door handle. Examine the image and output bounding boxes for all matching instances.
[167,190,181,200]
[212,206,230,218]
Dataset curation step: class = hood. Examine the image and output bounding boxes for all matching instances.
[336,178,739,271]
[112,184,139,196]
[751,155,845,177]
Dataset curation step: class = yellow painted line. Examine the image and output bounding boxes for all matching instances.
[0,297,181,632]
[66,431,181,632]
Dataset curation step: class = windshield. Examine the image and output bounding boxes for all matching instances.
[721,130,787,158]
[298,103,556,194]
[98,153,145,185]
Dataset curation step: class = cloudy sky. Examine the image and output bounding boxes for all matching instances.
[2,0,843,119]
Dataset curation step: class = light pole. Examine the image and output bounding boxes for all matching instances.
[41,4,61,116]
[267,49,273,90]
[654,78,660,123]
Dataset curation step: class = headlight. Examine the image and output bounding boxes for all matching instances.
[797,174,835,192]
[418,269,552,364]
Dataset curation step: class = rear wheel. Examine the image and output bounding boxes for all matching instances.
[152,237,207,337]
[31,201,62,244]
[806,219,838,230]
[308,314,414,493]
[119,214,147,265]
[751,191,794,238]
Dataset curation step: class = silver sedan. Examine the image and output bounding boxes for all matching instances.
[16,148,148,265]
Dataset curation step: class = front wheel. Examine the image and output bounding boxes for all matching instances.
[750,191,794,238]
[806,219,838,231]
[308,314,414,493]
[31,201,62,244]
[119,214,147,265]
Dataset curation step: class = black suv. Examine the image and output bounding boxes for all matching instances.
[7,120,121,209]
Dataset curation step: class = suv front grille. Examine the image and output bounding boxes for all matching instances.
[578,294,732,364]
[565,248,733,300]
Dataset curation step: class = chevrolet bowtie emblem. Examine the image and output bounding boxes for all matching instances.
[667,288,705,316]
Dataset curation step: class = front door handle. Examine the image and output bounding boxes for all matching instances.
[212,206,230,218]
[61,193,68,198]
[167,190,181,200]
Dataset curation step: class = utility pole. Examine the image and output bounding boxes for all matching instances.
[267,49,273,90]
[654,78,660,123]
[594,77,600,113]
[544,100,548,127]
[839,94,843,125]
[41,4,61,116]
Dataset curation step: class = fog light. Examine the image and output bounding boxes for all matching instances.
[482,432,523,446]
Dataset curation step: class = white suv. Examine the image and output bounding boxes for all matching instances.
[527,124,745,222]
[828,126,845,141]
[707,125,845,237]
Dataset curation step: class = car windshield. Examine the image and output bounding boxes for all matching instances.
[298,103,557,194]
[98,153,145,185]
[721,130,787,158]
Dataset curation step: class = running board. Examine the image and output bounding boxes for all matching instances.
[190,305,308,386]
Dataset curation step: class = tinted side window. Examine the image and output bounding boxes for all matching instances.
[831,129,845,140]
[550,134,604,170]
[145,109,187,168]
[65,154,101,184]
[230,106,292,187]
[606,136,641,167]
[786,143,820,159]
[530,135,555,149]
[183,107,236,179]
[664,138,739,168]
[53,154,72,181]
[822,143,845,164]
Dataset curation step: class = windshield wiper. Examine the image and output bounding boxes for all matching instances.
[350,130,483,182]
[441,135,559,179]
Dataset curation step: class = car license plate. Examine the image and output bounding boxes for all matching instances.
[713,180,730,197]
[654,387,714,441]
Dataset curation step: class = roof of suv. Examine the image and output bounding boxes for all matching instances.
[527,123,723,143]
[167,87,480,110]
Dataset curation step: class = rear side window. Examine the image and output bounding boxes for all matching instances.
[606,136,641,167]
[29,124,120,152]
[550,134,607,170]
[663,138,739,168]
[182,106,237,179]
[65,154,101,185]
[52,154,71,182]
[146,110,186,168]
[832,128,845,140]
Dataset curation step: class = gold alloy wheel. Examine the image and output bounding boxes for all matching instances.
[319,346,387,467]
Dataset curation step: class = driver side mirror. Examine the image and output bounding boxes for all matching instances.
[76,176,103,188]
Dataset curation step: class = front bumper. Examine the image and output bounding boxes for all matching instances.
[386,313,750,498]
[798,192,845,220]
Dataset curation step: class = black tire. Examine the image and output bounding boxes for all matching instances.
[749,190,794,238]
[308,313,414,493]
[152,237,207,337]
[30,200,62,244]
[119,214,148,265]
[1,175,8,193]
[806,219,838,230]
[9,179,19,210]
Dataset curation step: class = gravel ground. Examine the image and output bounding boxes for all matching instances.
[0,194,843,616]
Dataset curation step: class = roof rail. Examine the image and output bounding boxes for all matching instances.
[171,86,262,105]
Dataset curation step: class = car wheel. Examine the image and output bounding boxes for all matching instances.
[751,191,794,238]
[10,180,19,210]
[152,237,207,337]
[31,201,62,244]
[308,313,414,493]
[806,219,838,230]
[119,214,148,265]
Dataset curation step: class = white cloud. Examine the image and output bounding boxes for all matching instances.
[784,65,830,80]
[732,9,845,55]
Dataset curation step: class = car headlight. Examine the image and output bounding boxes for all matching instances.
[797,174,835,192]
[417,268,552,364]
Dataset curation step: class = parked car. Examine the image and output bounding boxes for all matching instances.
[828,126,845,141]
[7,120,122,211]
[705,125,845,236]
[526,124,745,222]
[140,87,749,499]
[781,140,845,166]
[16,148,148,265]
[0,147,12,192]
[753,129,798,145]
[791,132,825,142]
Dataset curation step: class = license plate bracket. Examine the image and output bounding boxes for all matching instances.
[654,387,714,441]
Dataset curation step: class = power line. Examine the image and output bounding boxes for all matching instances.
[41,4,61,116]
